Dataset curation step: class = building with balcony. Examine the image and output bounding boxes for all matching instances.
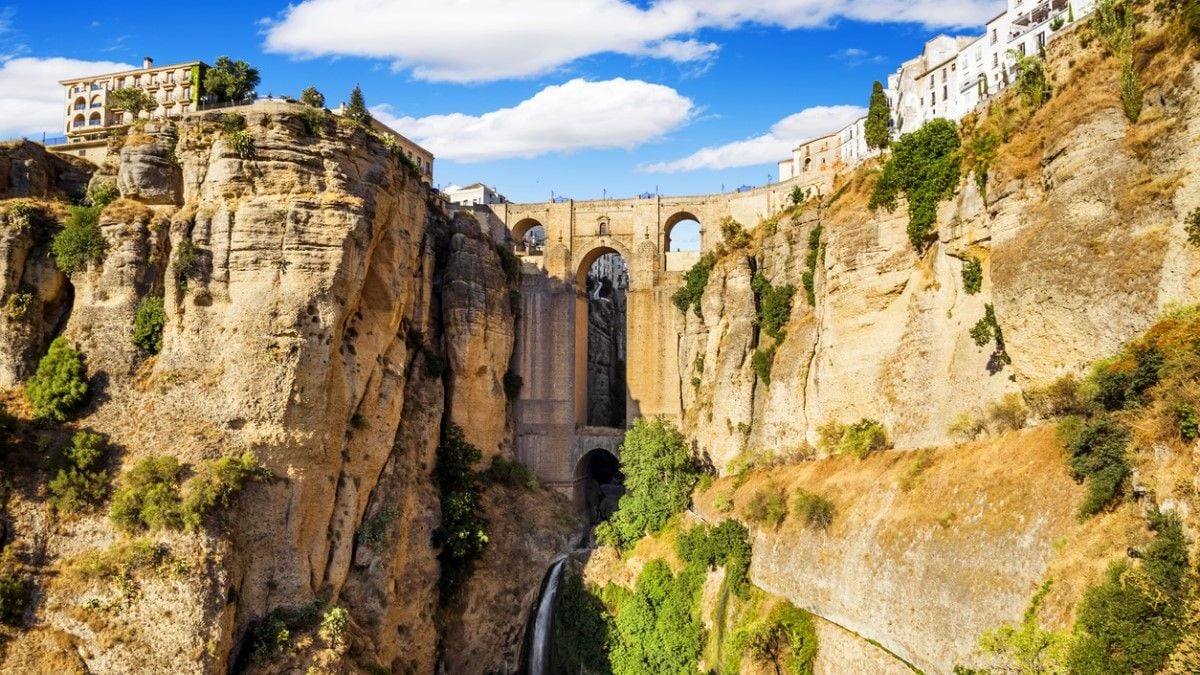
[443,183,507,207]
[58,57,206,162]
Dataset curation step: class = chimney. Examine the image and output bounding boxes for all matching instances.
[143,56,153,69]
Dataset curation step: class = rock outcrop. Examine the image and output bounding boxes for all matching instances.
[0,108,572,673]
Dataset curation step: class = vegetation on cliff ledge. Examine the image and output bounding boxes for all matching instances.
[432,424,489,603]
[869,118,962,250]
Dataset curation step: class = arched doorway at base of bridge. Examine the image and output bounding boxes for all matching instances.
[576,448,624,526]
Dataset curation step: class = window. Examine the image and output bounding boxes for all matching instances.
[1037,32,1046,48]
[991,28,998,44]
[993,53,999,67]
[931,91,936,104]
[944,85,948,99]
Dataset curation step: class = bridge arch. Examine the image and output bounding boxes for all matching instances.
[575,245,630,429]
[512,217,547,254]
[574,243,631,289]
[664,211,702,253]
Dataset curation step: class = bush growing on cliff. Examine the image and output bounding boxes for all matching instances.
[977,580,1072,674]
[743,482,788,529]
[132,295,166,354]
[801,224,823,305]
[110,456,184,532]
[869,118,961,250]
[970,303,1011,372]
[752,273,796,342]
[609,559,705,675]
[1068,511,1191,674]
[1091,345,1162,411]
[180,452,266,531]
[676,519,752,598]
[86,182,120,209]
[719,217,751,250]
[300,86,326,108]
[48,431,109,514]
[483,455,538,490]
[52,205,107,274]
[1186,208,1200,247]
[0,563,29,626]
[753,344,778,387]
[731,601,818,675]
[495,243,520,283]
[432,424,489,602]
[595,417,699,550]
[818,419,888,459]
[25,337,88,422]
[672,253,714,318]
[1059,416,1131,517]
[792,489,835,531]
[961,257,983,294]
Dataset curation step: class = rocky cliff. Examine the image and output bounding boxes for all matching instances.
[0,108,571,673]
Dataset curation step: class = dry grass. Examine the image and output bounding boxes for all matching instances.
[101,198,153,224]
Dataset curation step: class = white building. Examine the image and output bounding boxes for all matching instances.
[443,183,507,207]
[886,35,976,136]
[837,116,879,167]
[777,132,840,182]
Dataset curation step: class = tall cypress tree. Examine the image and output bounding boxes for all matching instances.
[865,80,892,150]
[345,84,371,125]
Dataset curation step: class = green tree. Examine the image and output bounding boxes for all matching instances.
[553,572,614,673]
[52,205,107,274]
[865,80,892,150]
[610,560,705,675]
[203,56,261,102]
[868,118,962,250]
[48,431,109,513]
[108,88,156,120]
[432,424,489,603]
[344,84,372,125]
[109,455,184,532]
[595,418,700,549]
[25,337,88,421]
[300,86,325,108]
[132,295,166,354]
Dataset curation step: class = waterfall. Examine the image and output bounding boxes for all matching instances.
[528,557,567,675]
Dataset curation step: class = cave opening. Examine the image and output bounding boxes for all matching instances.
[576,448,625,525]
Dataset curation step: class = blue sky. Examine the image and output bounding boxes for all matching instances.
[0,1,1002,202]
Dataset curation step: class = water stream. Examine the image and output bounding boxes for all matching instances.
[527,557,567,675]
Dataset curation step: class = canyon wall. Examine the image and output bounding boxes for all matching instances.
[0,108,572,673]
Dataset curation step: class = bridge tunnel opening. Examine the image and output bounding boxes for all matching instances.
[580,250,628,428]
[664,213,702,252]
[576,448,624,525]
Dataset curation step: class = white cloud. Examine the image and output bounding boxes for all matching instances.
[639,104,865,173]
[0,56,135,138]
[263,0,1003,82]
[373,78,695,163]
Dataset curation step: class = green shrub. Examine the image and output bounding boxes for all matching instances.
[250,595,327,665]
[978,580,1072,674]
[961,257,983,294]
[432,424,488,603]
[52,205,107,274]
[422,345,447,378]
[86,182,120,208]
[109,455,184,532]
[204,57,260,103]
[1176,402,1199,441]
[743,482,788,529]
[172,237,202,288]
[610,560,705,675]
[0,570,29,626]
[714,490,733,513]
[482,455,538,490]
[595,417,699,550]
[300,86,326,108]
[1068,512,1191,674]
[792,489,835,530]
[1059,416,1131,517]
[868,118,961,250]
[987,392,1029,432]
[1026,374,1090,418]
[299,106,330,136]
[1012,52,1050,109]
[179,452,266,531]
[3,288,33,319]
[318,606,349,648]
[752,273,796,342]
[719,217,751,249]
[357,506,398,551]
[839,419,888,459]
[503,371,523,400]
[732,602,818,675]
[48,431,109,513]
[553,572,613,673]
[1120,57,1143,123]
[228,129,254,158]
[25,337,88,421]
[675,519,752,597]
[672,253,714,317]
[1186,208,1200,247]
[132,295,166,354]
[970,303,1011,370]
[753,344,777,386]
[802,224,823,305]
[1092,345,1161,410]
[219,113,246,135]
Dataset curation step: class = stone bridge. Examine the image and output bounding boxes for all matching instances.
[476,176,828,506]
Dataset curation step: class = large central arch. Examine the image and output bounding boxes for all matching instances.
[575,245,630,429]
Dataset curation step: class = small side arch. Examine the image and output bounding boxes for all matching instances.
[663,211,702,254]
[574,448,624,523]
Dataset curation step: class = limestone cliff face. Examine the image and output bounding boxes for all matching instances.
[0,109,571,673]
[681,56,1200,468]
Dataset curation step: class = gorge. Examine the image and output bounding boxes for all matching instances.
[1,4,1199,674]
